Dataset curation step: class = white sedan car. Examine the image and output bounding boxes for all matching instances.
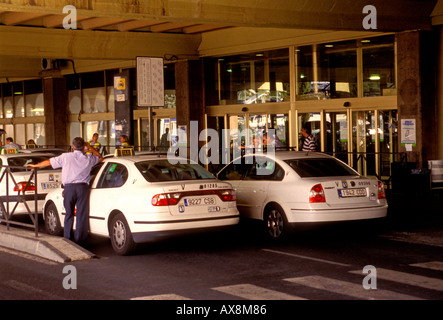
[43,155,239,255]
[0,152,62,220]
[216,151,388,239]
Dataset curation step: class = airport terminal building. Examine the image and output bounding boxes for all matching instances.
[1,0,443,184]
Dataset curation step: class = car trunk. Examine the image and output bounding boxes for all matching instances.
[315,176,382,207]
[160,180,234,216]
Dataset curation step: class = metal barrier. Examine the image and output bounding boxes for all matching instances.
[0,165,40,237]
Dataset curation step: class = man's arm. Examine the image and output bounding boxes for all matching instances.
[85,142,104,163]
[26,159,51,168]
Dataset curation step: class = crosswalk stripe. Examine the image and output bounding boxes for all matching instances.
[262,249,351,267]
[213,284,307,300]
[409,261,443,272]
[284,276,422,300]
[349,268,443,291]
[131,294,191,300]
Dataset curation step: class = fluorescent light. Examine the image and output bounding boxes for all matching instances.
[369,74,381,80]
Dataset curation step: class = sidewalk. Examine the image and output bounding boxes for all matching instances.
[0,222,95,263]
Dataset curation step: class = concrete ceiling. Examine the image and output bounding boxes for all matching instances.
[0,0,438,81]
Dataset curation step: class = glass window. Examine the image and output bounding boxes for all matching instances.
[4,97,13,119]
[135,160,215,182]
[317,41,357,99]
[25,93,44,117]
[296,46,316,100]
[68,90,81,114]
[215,49,289,105]
[15,124,25,147]
[285,158,358,177]
[244,156,284,181]
[107,86,115,112]
[215,162,251,181]
[362,36,396,97]
[96,163,128,188]
[82,87,106,113]
[69,122,81,144]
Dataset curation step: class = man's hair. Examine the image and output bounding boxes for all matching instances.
[72,137,85,150]
[303,125,312,135]
[6,137,13,142]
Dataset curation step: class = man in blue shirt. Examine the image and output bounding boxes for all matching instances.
[27,137,103,244]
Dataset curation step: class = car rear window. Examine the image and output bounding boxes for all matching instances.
[284,158,358,177]
[135,160,216,182]
[7,156,55,172]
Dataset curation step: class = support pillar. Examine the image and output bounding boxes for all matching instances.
[43,78,68,148]
[175,60,205,160]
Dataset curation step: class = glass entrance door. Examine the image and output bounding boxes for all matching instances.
[352,110,376,176]
[326,112,348,164]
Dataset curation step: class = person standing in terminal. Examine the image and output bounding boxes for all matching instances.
[26,137,103,245]
[4,137,22,150]
[89,133,101,153]
[120,134,130,148]
[301,125,317,152]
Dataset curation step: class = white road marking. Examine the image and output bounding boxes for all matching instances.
[284,275,422,300]
[349,268,443,291]
[213,283,306,300]
[5,280,64,300]
[262,249,351,267]
[409,261,443,272]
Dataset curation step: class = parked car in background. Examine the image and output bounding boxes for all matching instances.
[0,152,62,220]
[19,147,68,157]
[43,154,239,255]
[216,151,388,240]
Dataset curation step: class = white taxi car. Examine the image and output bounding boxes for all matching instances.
[43,154,239,255]
[216,151,388,239]
[0,150,62,220]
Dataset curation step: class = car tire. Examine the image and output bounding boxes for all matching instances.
[109,213,136,255]
[45,203,63,236]
[264,204,291,240]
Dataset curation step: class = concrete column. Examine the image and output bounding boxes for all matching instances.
[397,30,439,166]
[43,78,68,148]
[175,60,205,160]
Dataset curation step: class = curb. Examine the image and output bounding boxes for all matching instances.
[0,224,95,263]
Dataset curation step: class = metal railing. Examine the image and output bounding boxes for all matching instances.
[0,165,40,237]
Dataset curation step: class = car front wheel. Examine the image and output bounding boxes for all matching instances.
[45,203,63,236]
[264,204,291,240]
[109,213,136,255]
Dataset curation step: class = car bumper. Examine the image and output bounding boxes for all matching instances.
[287,205,388,223]
[129,212,240,243]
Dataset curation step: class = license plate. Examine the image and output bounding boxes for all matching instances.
[41,182,61,190]
[184,197,216,206]
[338,188,367,198]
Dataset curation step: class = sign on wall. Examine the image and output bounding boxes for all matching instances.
[137,57,164,107]
[401,118,416,148]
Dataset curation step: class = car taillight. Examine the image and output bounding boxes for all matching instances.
[309,184,325,203]
[219,189,236,202]
[378,181,386,199]
[151,193,180,206]
[14,181,36,192]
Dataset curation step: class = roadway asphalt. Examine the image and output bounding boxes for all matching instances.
[0,190,442,263]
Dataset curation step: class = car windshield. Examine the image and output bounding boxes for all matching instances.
[135,160,216,182]
[284,158,358,177]
[7,156,54,172]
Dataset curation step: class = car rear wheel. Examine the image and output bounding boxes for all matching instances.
[45,203,63,236]
[264,204,291,240]
[110,213,136,255]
